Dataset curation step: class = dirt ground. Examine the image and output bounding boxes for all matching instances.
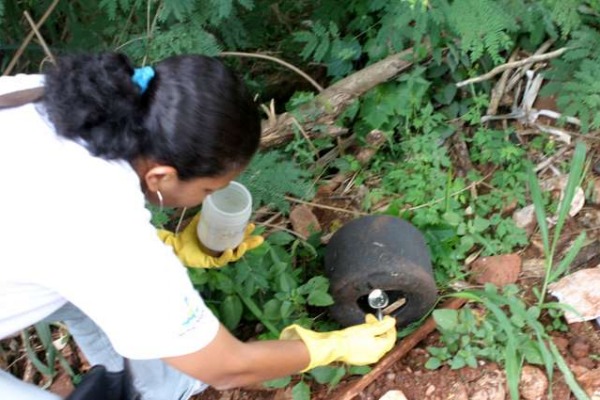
[192,190,600,400]
[195,316,600,400]
[4,138,600,400]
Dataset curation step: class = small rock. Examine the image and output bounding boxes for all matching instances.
[425,385,436,396]
[548,267,600,323]
[521,259,545,279]
[445,382,468,400]
[49,372,74,398]
[385,372,396,381]
[577,368,600,399]
[569,337,591,359]
[577,357,597,370]
[289,205,321,238]
[272,388,293,400]
[470,371,506,400]
[470,254,522,287]
[519,365,548,400]
[551,335,570,354]
[378,390,408,400]
[571,364,591,379]
[513,204,536,235]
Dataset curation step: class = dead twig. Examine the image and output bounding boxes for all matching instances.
[284,196,368,216]
[456,47,568,88]
[258,222,307,240]
[505,39,555,94]
[291,118,320,157]
[219,51,324,93]
[333,297,468,400]
[3,0,60,76]
[23,11,55,66]
[534,146,571,172]
[486,50,518,116]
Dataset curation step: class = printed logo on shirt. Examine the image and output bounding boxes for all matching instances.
[179,295,204,336]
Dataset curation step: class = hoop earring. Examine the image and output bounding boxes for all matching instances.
[156,190,164,213]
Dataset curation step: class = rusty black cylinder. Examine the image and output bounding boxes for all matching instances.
[324,215,438,327]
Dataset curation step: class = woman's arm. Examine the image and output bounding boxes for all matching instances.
[163,324,310,390]
[164,315,396,390]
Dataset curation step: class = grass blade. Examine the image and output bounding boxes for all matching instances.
[528,164,550,254]
[21,329,55,377]
[550,231,586,282]
[549,341,590,400]
[551,141,587,250]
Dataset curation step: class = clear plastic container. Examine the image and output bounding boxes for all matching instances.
[197,181,252,254]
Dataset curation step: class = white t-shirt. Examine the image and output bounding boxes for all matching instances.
[0,74,219,359]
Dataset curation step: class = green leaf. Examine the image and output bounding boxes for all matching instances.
[528,166,550,254]
[292,381,311,400]
[425,357,442,369]
[450,355,466,369]
[268,232,296,246]
[552,141,587,250]
[471,217,490,233]
[263,299,282,320]
[550,231,586,282]
[307,290,334,307]
[443,211,462,226]
[280,300,293,319]
[433,309,459,331]
[220,295,243,330]
[263,376,291,389]
[549,341,589,400]
[310,366,338,384]
[348,365,371,375]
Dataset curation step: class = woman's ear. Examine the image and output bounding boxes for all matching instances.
[144,165,178,193]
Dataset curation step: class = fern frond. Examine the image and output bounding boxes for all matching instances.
[448,0,517,64]
[161,0,196,21]
[558,59,600,132]
[544,0,582,37]
[238,151,315,214]
[147,23,221,61]
[209,0,233,22]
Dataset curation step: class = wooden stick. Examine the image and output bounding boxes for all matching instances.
[333,297,468,400]
[284,196,368,216]
[456,47,568,88]
[23,11,55,65]
[3,0,60,76]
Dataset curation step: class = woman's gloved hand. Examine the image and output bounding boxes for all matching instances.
[280,314,397,372]
[157,213,264,268]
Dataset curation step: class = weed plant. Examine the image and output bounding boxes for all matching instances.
[427,142,590,400]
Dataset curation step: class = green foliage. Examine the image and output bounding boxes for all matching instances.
[22,323,80,386]
[543,27,600,132]
[363,124,529,282]
[428,285,588,400]
[238,150,315,214]
[447,0,517,64]
[188,231,333,334]
[528,141,587,305]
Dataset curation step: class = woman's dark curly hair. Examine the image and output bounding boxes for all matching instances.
[43,52,261,179]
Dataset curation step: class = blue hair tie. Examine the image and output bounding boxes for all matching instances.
[132,66,155,93]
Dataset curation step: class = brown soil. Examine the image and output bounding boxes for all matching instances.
[192,192,600,400]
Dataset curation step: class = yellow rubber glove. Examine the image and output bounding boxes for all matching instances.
[157,213,264,268]
[280,314,396,372]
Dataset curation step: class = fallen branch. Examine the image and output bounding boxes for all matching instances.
[333,297,468,400]
[260,47,419,148]
[456,47,568,88]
